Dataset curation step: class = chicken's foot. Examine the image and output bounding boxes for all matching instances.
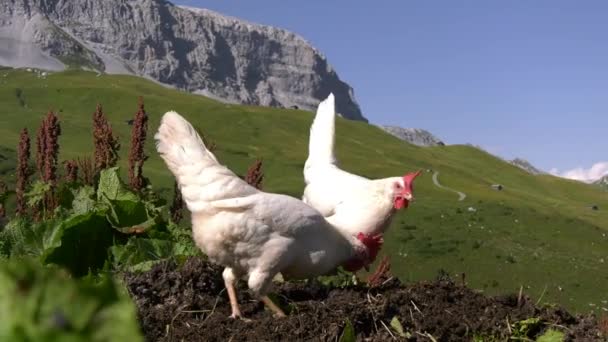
[262,296,286,317]
[223,268,251,321]
[225,282,244,319]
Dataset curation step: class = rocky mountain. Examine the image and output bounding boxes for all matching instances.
[510,158,544,175]
[378,126,444,147]
[593,175,608,190]
[0,0,366,121]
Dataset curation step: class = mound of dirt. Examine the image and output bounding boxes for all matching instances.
[125,257,604,341]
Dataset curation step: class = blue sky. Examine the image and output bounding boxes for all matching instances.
[174,0,607,179]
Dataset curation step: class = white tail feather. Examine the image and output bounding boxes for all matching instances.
[154,111,218,176]
[304,94,337,180]
[155,111,258,213]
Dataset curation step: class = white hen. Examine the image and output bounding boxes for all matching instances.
[155,111,372,318]
[303,94,421,269]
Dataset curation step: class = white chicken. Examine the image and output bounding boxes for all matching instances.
[303,94,421,270]
[155,111,374,318]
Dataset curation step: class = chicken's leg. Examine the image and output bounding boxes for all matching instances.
[223,268,244,319]
[248,268,287,318]
[261,296,286,317]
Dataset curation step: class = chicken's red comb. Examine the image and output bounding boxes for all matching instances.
[403,170,422,192]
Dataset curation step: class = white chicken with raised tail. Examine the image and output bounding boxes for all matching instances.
[303,94,421,269]
[155,111,375,319]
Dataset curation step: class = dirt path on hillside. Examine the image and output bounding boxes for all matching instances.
[432,171,467,201]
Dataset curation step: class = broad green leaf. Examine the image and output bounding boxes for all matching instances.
[107,200,148,229]
[0,217,52,258]
[122,260,161,273]
[71,186,97,214]
[25,181,51,208]
[91,290,144,341]
[166,222,199,256]
[512,317,541,335]
[97,167,164,234]
[56,183,77,210]
[339,319,356,342]
[96,167,138,202]
[110,232,199,271]
[536,329,565,342]
[105,199,151,233]
[0,259,143,341]
[390,316,408,337]
[1,214,117,277]
[172,241,200,257]
[43,212,115,276]
[316,267,359,288]
[110,237,174,269]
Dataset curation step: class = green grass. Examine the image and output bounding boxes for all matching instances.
[0,146,16,177]
[0,68,607,313]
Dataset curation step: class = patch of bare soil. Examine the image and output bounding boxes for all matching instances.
[125,257,605,341]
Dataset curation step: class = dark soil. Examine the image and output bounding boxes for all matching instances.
[125,257,606,342]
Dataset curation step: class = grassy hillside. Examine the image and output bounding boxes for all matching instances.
[0,67,606,313]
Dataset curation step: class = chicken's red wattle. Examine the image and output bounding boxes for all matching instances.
[342,233,384,272]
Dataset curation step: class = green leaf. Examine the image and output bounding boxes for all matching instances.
[0,217,51,258]
[71,186,97,215]
[166,222,199,256]
[339,319,356,342]
[316,267,359,288]
[0,213,118,277]
[42,212,116,276]
[56,183,77,210]
[110,237,173,269]
[90,288,144,341]
[536,329,565,342]
[0,258,143,341]
[110,231,200,272]
[25,181,51,208]
[121,260,161,273]
[97,167,164,235]
[106,198,164,235]
[171,241,200,258]
[390,316,408,338]
[105,199,152,233]
[96,167,138,202]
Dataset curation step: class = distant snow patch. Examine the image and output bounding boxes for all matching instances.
[550,161,608,183]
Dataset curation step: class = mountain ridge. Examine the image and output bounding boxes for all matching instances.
[378,125,445,147]
[0,0,366,121]
[509,158,545,175]
[593,175,608,190]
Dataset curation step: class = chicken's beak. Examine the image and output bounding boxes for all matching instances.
[404,192,413,201]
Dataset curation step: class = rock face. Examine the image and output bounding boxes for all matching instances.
[510,158,544,175]
[378,126,444,147]
[593,175,608,190]
[0,0,366,121]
